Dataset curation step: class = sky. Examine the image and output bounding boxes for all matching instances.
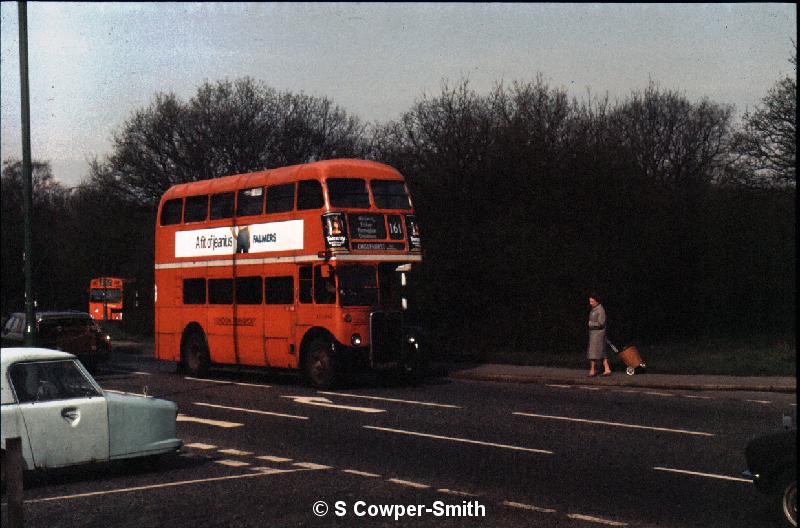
[1,3,796,187]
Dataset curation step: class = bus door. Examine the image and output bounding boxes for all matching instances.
[263,274,296,369]
[234,275,266,366]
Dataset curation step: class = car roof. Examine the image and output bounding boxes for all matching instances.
[9,311,92,320]
[1,347,77,369]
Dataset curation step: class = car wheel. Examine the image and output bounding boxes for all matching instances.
[304,339,336,389]
[182,331,210,377]
[777,472,797,527]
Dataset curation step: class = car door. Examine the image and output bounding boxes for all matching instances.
[10,359,109,468]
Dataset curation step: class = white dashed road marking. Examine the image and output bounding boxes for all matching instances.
[653,466,753,483]
[513,412,714,437]
[218,449,254,456]
[502,501,556,513]
[364,426,553,454]
[184,443,217,450]
[215,459,251,468]
[25,469,303,503]
[388,478,431,489]
[194,402,308,420]
[177,414,243,428]
[293,462,333,470]
[318,391,461,408]
[567,513,628,526]
[342,469,381,478]
[257,455,293,463]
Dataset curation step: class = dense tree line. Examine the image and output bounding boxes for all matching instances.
[1,61,794,356]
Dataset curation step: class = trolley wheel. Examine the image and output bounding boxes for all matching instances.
[640,363,647,369]
[626,366,636,376]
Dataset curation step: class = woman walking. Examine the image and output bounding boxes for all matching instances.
[587,294,611,377]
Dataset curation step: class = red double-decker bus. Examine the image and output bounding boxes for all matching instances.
[89,277,127,321]
[153,159,424,387]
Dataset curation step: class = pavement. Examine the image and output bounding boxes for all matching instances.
[112,341,796,394]
[443,363,797,393]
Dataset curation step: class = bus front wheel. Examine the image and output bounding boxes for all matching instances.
[182,331,210,377]
[304,339,337,389]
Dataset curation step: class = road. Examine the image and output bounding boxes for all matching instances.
[3,347,796,528]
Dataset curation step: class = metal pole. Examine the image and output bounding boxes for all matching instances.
[6,437,25,528]
[18,0,36,346]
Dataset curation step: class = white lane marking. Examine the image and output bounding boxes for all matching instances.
[185,377,271,388]
[185,377,234,384]
[257,455,293,463]
[567,513,627,526]
[215,459,250,467]
[546,384,571,389]
[653,466,753,483]
[194,402,308,420]
[643,391,674,397]
[745,399,771,405]
[577,386,602,391]
[132,371,151,376]
[502,501,556,513]
[683,395,712,400]
[364,426,553,454]
[184,443,217,450]
[281,395,385,413]
[218,449,254,456]
[438,489,478,497]
[177,414,243,428]
[25,469,302,503]
[342,469,381,478]
[513,412,714,437]
[388,478,430,489]
[318,391,461,409]
[293,462,332,470]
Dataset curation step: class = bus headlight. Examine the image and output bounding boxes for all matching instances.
[351,334,362,346]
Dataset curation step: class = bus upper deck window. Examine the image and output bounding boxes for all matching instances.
[210,192,235,219]
[266,184,295,214]
[237,187,264,217]
[160,198,183,226]
[327,178,370,209]
[371,180,411,210]
[297,180,324,210]
[184,195,209,223]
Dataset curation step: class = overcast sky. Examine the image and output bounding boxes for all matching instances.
[1,3,796,187]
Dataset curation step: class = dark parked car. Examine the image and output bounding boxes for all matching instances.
[1,312,112,372]
[744,428,797,527]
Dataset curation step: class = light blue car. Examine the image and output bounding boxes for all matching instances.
[1,347,181,476]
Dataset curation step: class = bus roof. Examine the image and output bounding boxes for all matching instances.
[160,159,404,202]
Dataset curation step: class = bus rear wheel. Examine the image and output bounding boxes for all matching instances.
[182,331,210,377]
[304,339,337,389]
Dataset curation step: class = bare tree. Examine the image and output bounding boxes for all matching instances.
[731,47,796,186]
[91,77,368,206]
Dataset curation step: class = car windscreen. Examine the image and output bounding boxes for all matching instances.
[337,265,378,307]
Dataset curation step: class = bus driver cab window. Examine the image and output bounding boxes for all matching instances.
[314,266,336,304]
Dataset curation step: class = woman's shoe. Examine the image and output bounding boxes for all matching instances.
[588,372,597,377]
[602,371,612,376]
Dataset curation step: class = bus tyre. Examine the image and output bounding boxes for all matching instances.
[305,339,337,389]
[183,331,210,377]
